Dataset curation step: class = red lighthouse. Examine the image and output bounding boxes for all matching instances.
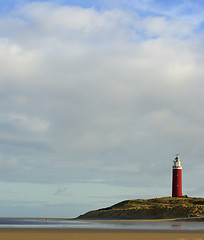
[172,154,182,197]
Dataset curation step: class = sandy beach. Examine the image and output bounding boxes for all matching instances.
[0,229,203,240]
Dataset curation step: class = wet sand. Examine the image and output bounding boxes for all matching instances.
[0,229,204,240]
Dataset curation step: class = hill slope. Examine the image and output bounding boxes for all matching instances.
[78,197,204,220]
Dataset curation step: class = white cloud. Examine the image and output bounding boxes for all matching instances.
[122,0,204,26]
[141,17,194,37]
[0,2,134,52]
[0,113,50,132]
[10,114,50,132]
[0,2,203,196]
[147,109,204,138]
[0,39,39,82]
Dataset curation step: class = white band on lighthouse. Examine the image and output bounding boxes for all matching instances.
[173,166,182,169]
[173,154,182,169]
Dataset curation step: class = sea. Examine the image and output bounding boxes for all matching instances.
[0,218,203,231]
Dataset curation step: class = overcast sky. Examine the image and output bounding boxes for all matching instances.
[0,0,204,218]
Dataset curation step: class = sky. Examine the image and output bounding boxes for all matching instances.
[0,0,204,218]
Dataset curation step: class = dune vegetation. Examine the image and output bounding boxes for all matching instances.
[78,196,204,220]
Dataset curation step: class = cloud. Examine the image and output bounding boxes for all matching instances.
[0,153,19,172]
[0,39,39,78]
[0,2,203,199]
[120,0,204,23]
[8,113,50,132]
[54,187,67,196]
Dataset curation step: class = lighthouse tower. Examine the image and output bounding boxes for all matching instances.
[172,154,182,197]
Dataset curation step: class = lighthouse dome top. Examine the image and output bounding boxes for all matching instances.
[173,154,182,169]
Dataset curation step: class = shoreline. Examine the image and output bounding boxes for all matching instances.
[0,228,204,240]
[74,217,204,222]
[1,216,204,223]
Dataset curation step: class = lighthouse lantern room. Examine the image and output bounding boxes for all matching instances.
[172,154,183,197]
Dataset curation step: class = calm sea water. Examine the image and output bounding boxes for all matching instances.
[0,218,203,231]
